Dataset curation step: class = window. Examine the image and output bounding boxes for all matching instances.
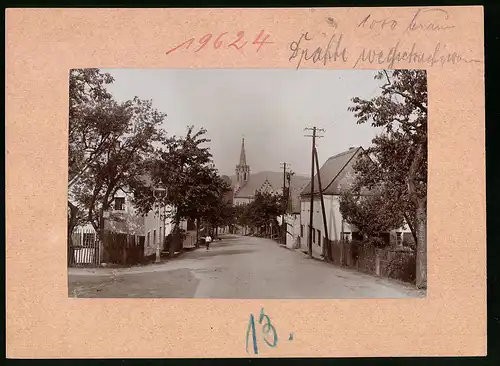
[396,232,403,246]
[312,228,316,243]
[114,197,125,211]
[317,229,321,245]
[341,232,351,242]
[147,232,150,246]
[300,225,304,237]
[153,230,157,247]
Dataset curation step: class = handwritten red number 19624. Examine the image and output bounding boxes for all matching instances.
[166,30,273,55]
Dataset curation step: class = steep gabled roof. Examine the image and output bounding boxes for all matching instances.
[300,147,363,196]
[232,171,310,199]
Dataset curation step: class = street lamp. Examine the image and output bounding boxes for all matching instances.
[153,182,167,263]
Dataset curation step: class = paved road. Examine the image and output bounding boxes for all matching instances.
[69,235,424,299]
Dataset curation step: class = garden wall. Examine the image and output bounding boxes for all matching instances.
[328,240,416,284]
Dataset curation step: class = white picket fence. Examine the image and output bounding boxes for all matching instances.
[69,227,100,267]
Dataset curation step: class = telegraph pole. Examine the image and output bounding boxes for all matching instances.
[315,147,330,261]
[280,162,289,244]
[304,127,325,258]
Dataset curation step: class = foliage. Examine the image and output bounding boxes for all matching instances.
[69,68,167,237]
[206,197,235,229]
[68,69,116,185]
[385,253,416,284]
[339,190,405,246]
[235,203,251,227]
[349,135,422,242]
[131,126,232,229]
[235,191,283,235]
[68,69,117,243]
[347,69,427,288]
[275,170,296,214]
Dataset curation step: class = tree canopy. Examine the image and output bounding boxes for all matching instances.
[68,68,167,239]
[131,126,232,229]
[235,191,283,235]
[344,69,428,288]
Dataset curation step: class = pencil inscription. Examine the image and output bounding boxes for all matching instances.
[288,32,348,69]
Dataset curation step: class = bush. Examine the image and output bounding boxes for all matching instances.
[402,237,416,251]
[386,253,416,284]
[366,236,387,248]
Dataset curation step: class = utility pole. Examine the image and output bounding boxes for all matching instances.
[280,162,289,245]
[314,147,330,262]
[304,127,325,258]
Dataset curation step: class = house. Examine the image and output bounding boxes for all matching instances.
[231,138,310,205]
[298,146,413,257]
[70,188,144,246]
[68,187,145,266]
[104,189,144,235]
[280,179,309,250]
[138,174,196,257]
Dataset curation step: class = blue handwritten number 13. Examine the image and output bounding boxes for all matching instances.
[246,308,278,354]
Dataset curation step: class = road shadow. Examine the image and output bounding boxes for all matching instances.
[216,236,240,241]
[69,268,200,298]
[188,248,256,259]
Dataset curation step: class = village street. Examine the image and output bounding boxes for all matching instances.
[69,235,424,298]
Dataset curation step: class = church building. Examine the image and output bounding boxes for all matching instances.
[231,138,310,206]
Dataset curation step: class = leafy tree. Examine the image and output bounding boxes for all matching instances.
[68,68,116,246]
[72,96,167,241]
[131,126,232,248]
[234,203,251,232]
[68,69,116,187]
[205,196,234,234]
[350,134,420,242]
[339,190,405,245]
[241,191,283,236]
[347,69,427,288]
[132,126,214,219]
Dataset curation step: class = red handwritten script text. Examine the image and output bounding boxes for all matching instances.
[166,30,274,55]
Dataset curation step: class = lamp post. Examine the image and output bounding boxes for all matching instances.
[153,182,167,263]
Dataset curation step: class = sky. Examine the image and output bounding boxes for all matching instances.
[103,68,384,177]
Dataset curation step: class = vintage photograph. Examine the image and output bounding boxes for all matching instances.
[68,68,427,299]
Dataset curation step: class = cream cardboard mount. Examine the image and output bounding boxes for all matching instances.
[5,7,485,358]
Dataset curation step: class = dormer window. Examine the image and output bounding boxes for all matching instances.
[114,197,125,211]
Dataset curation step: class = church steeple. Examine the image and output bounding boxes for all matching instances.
[239,138,247,166]
[235,137,250,186]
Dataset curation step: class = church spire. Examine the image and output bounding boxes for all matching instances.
[235,137,250,186]
[239,138,247,166]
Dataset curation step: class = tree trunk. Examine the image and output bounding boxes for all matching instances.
[170,212,181,258]
[415,200,427,289]
[67,202,78,246]
[408,144,427,289]
[67,201,81,265]
[196,217,200,248]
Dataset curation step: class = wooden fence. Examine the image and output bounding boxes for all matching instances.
[68,228,145,267]
[102,232,145,266]
[328,239,416,284]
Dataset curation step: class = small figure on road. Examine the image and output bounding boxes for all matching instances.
[205,234,212,250]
